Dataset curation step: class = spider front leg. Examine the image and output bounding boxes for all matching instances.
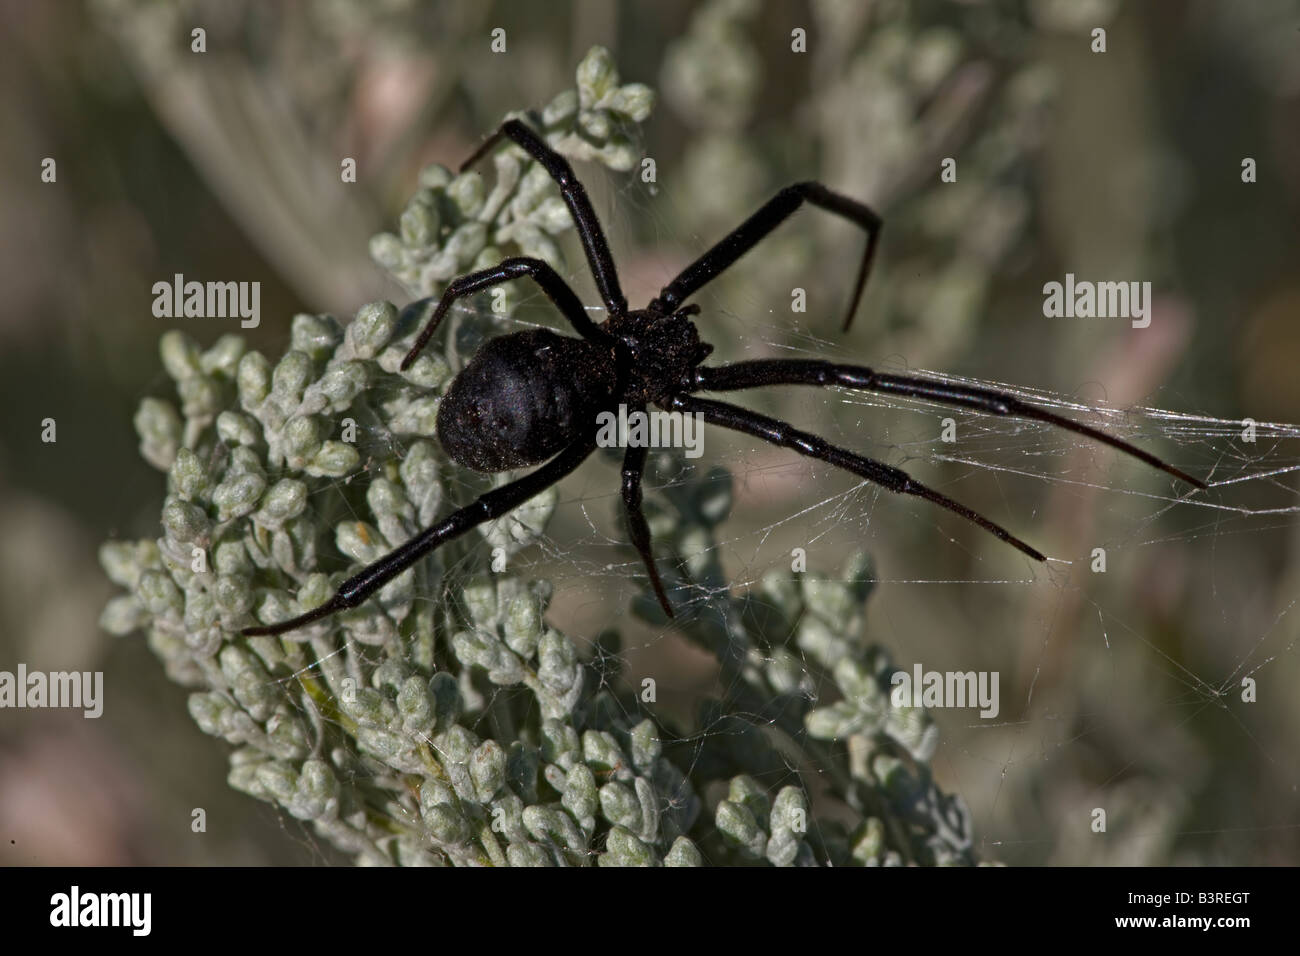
[242,437,597,636]
[692,359,1206,489]
[651,182,883,332]
[620,430,675,618]
[401,257,610,370]
[666,394,1047,561]
[462,119,628,319]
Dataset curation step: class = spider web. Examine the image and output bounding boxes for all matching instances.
[193,119,1297,865]
[281,268,1299,866]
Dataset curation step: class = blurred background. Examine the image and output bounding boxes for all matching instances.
[1,0,1298,865]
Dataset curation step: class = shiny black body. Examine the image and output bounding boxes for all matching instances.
[437,329,617,472]
[437,309,712,473]
[243,120,1204,637]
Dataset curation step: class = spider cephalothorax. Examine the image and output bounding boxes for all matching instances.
[605,307,713,406]
[243,119,1205,638]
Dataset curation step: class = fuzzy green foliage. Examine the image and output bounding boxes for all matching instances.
[371,46,652,304]
[100,47,976,866]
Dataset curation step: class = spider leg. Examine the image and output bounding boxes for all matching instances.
[691,359,1206,489]
[400,257,610,370]
[620,429,675,617]
[666,394,1047,561]
[652,182,883,332]
[462,119,628,319]
[242,437,596,636]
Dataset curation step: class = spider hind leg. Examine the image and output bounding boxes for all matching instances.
[652,182,883,333]
[400,257,610,371]
[462,119,628,319]
[691,359,1206,490]
[242,437,598,636]
[668,394,1047,562]
[621,438,675,618]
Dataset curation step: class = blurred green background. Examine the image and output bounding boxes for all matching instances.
[2,0,1298,865]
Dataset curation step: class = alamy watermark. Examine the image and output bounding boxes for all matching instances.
[1042,273,1152,328]
[891,663,1000,719]
[0,664,103,718]
[50,886,150,936]
[595,404,705,457]
[152,273,260,328]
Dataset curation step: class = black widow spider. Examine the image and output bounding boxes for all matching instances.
[243,119,1205,637]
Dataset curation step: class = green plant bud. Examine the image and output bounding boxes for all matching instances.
[598,781,641,830]
[160,330,203,382]
[369,232,405,272]
[134,397,184,470]
[716,799,765,857]
[290,313,342,358]
[255,479,307,529]
[213,472,266,521]
[271,350,314,405]
[664,836,703,866]
[581,730,628,775]
[346,301,399,359]
[470,740,507,801]
[308,441,360,476]
[600,826,654,866]
[236,351,272,407]
[216,410,261,447]
[202,334,247,378]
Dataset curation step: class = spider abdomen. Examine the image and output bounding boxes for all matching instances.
[436,328,616,472]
